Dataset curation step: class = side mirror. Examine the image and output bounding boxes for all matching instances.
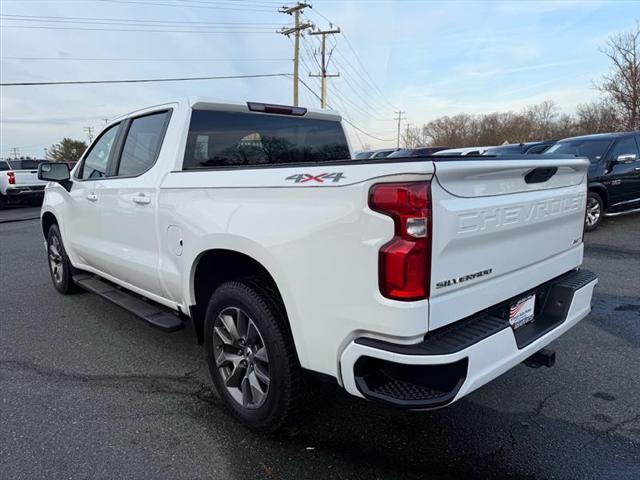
[38,162,70,182]
[615,153,637,164]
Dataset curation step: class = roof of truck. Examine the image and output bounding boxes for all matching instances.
[189,97,343,122]
[111,98,343,124]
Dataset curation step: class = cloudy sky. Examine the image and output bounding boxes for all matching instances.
[1,0,638,156]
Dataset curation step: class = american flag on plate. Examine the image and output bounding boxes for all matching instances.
[509,294,536,330]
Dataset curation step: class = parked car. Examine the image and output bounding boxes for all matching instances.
[38,99,597,432]
[0,158,47,208]
[483,140,556,155]
[387,146,450,157]
[354,148,397,160]
[433,146,495,156]
[544,131,640,230]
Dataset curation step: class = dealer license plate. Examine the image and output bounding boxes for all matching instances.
[509,294,536,330]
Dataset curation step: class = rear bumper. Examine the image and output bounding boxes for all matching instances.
[5,185,45,197]
[339,269,598,409]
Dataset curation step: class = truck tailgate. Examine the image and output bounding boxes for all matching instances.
[429,157,589,330]
[12,169,46,186]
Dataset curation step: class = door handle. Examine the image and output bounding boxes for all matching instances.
[86,193,98,202]
[635,167,640,171]
[133,194,151,205]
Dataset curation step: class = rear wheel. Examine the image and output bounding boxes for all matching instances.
[46,224,81,294]
[204,279,303,432]
[585,191,604,231]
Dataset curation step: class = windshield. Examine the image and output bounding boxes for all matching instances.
[6,159,44,170]
[544,139,613,162]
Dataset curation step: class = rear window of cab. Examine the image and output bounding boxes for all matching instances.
[182,110,350,169]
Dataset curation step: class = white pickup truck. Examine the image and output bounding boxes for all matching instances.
[0,159,47,207]
[39,98,598,431]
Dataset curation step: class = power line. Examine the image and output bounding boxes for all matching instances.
[293,76,396,143]
[341,117,396,143]
[0,14,282,26]
[331,48,396,114]
[174,0,283,7]
[340,32,399,111]
[1,25,275,33]
[296,62,397,142]
[306,6,398,110]
[0,72,290,86]
[1,56,290,62]
[95,0,278,13]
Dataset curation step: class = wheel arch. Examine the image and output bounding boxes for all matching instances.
[588,183,609,211]
[189,248,292,345]
[41,211,58,238]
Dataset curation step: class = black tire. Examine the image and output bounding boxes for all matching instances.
[0,193,7,209]
[46,224,81,294]
[204,278,303,432]
[585,191,604,232]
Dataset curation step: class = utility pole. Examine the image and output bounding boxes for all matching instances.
[102,118,109,125]
[84,126,94,143]
[44,148,48,160]
[404,122,413,148]
[394,111,405,149]
[11,147,19,159]
[278,3,313,106]
[309,27,340,108]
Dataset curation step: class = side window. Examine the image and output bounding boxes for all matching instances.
[79,123,120,180]
[117,111,170,177]
[0,161,9,171]
[610,136,639,161]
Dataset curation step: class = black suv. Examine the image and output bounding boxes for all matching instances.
[544,132,640,230]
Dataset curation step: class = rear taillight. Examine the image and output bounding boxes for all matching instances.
[7,171,15,185]
[369,181,432,301]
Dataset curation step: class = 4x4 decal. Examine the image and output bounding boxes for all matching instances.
[285,172,346,183]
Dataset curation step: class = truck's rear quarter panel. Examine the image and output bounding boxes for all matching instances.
[159,162,434,377]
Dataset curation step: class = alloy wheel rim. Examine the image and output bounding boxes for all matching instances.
[48,236,63,284]
[212,306,270,409]
[586,198,601,227]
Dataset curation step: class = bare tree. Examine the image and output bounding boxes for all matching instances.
[596,21,640,130]
[575,101,621,134]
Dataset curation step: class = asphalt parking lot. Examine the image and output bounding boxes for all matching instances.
[1,206,638,480]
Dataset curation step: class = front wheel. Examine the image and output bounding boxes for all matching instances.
[204,279,303,432]
[585,191,604,232]
[46,224,81,294]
